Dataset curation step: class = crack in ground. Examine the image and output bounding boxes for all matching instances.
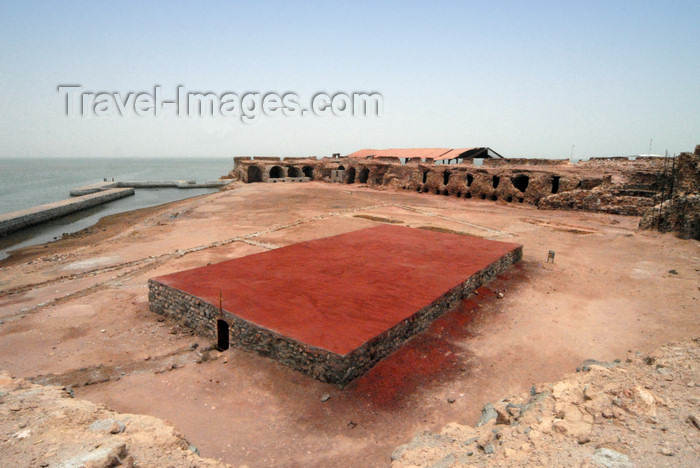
[28,343,215,388]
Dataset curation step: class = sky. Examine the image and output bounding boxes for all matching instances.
[0,1,698,159]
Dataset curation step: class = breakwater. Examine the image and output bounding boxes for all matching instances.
[2,179,232,237]
[0,188,135,236]
[70,180,231,196]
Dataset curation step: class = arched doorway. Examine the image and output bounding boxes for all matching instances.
[287,166,302,177]
[347,167,356,184]
[216,320,229,351]
[302,166,314,179]
[247,166,262,183]
[269,166,285,179]
[338,165,345,171]
[443,170,451,185]
[359,167,370,183]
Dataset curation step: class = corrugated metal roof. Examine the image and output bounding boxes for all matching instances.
[347,148,453,159]
[347,147,503,160]
[434,148,478,161]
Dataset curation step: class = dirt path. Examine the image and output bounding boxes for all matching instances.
[1,182,698,466]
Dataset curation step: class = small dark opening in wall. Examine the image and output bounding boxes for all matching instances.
[518,197,524,203]
[422,170,429,184]
[359,168,369,183]
[492,175,500,188]
[465,192,472,199]
[456,191,462,198]
[506,196,513,202]
[416,186,421,192]
[511,174,529,192]
[269,166,284,178]
[435,187,441,194]
[552,176,561,194]
[346,167,356,184]
[491,194,498,201]
[442,189,449,196]
[466,174,474,187]
[338,165,345,171]
[443,170,451,185]
[216,320,229,351]
[480,194,486,200]
[302,166,314,180]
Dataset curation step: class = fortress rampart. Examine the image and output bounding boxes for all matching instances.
[229,154,678,217]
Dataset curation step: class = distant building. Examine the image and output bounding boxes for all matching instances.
[346,147,505,165]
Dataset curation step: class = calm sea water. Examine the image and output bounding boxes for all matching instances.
[0,157,233,259]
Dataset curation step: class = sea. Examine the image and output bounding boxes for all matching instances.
[0,157,233,260]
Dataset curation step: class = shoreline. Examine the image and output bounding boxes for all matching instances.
[0,189,226,267]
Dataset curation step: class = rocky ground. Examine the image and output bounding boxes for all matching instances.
[1,182,698,466]
[391,339,700,467]
[0,370,233,467]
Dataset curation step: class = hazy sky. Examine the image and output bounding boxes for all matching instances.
[1,1,698,159]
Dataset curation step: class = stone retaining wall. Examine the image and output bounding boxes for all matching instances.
[0,188,134,236]
[148,246,522,386]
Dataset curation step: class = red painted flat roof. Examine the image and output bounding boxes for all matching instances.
[152,225,521,355]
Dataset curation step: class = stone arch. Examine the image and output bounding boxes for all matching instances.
[347,167,356,184]
[269,166,285,179]
[338,165,345,171]
[247,165,263,183]
[287,166,302,178]
[359,167,370,183]
[302,166,314,179]
[511,174,529,192]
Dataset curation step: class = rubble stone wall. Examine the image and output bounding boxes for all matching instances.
[230,155,679,216]
[639,149,700,240]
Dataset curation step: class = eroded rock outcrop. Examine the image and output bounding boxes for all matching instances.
[390,338,700,467]
[0,371,234,467]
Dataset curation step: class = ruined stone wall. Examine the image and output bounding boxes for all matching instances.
[148,247,522,386]
[231,155,677,216]
[639,148,700,240]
